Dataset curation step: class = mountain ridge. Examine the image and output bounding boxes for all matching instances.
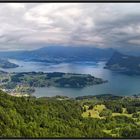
[0,46,114,63]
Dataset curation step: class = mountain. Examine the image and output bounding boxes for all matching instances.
[0,46,114,63]
[0,59,18,69]
[105,51,140,75]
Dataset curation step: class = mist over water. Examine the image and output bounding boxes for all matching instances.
[1,59,140,97]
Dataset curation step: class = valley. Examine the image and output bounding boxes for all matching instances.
[0,48,140,138]
[1,3,140,138]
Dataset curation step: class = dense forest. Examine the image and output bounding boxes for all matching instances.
[0,91,140,138]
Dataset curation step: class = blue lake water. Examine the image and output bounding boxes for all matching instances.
[1,59,140,97]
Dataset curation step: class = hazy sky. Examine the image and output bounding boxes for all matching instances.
[1,3,140,51]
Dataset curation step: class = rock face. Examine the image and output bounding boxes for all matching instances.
[104,51,140,75]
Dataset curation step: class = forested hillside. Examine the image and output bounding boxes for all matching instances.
[105,51,140,75]
[0,91,140,138]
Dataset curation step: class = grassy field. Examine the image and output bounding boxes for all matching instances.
[112,112,132,117]
[112,108,132,117]
[82,105,134,119]
[82,104,106,119]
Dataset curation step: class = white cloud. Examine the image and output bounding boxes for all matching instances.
[0,3,140,51]
[7,3,25,9]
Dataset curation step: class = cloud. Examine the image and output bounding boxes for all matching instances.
[0,3,140,51]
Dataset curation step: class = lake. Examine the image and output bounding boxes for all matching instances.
[1,59,140,97]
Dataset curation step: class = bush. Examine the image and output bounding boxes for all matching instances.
[99,109,112,117]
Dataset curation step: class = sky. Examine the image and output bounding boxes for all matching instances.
[0,3,140,51]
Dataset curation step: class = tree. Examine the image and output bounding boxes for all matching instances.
[83,106,87,112]
[99,109,112,117]
[88,105,93,110]
[88,112,91,117]
[132,112,140,118]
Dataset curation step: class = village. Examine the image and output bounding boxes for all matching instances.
[0,72,33,97]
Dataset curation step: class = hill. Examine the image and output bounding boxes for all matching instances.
[0,59,18,69]
[1,91,140,138]
[105,51,140,75]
